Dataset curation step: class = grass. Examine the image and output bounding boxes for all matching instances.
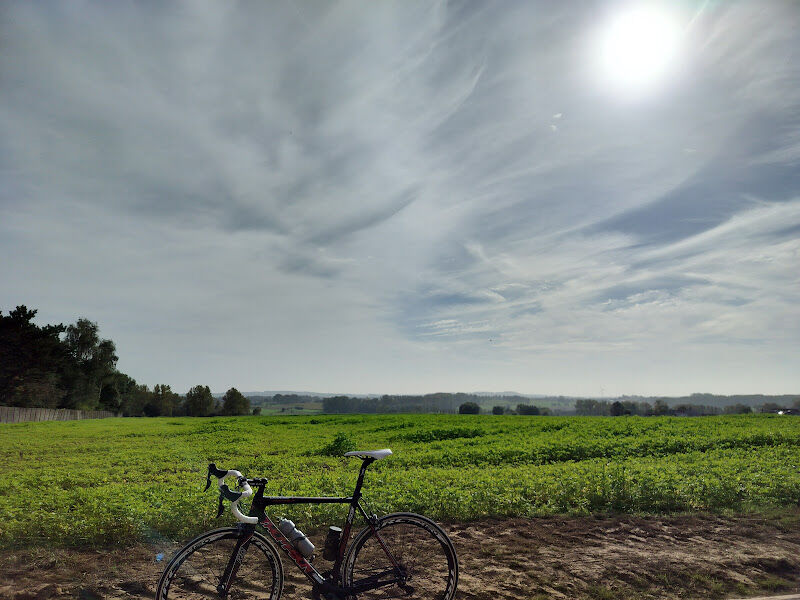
[1,413,799,548]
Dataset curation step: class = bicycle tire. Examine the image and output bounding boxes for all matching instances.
[342,513,458,600]
[155,527,284,600]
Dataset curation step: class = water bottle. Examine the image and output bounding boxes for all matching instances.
[277,518,315,558]
[322,526,342,560]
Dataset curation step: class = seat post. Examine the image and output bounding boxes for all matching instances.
[352,457,374,500]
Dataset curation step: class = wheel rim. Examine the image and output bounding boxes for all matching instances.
[345,517,457,600]
[159,531,282,600]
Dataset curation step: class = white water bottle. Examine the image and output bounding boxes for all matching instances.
[277,518,315,558]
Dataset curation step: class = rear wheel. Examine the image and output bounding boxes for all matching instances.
[155,527,283,599]
[342,513,458,600]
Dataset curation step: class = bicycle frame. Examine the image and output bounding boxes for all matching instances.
[224,457,403,598]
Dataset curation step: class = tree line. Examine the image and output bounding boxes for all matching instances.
[321,393,525,414]
[574,398,799,416]
[321,395,553,415]
[0,306,250,416]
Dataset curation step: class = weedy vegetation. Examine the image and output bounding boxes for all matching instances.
[1,414,799,548]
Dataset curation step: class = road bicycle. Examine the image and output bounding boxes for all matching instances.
[155,449,458,599]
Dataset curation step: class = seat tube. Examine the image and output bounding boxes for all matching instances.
[333,458,374,578]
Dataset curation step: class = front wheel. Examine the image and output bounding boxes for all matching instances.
[155,527,284,599]
[342,513,458,600]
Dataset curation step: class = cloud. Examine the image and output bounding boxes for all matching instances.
[1,0,799,395]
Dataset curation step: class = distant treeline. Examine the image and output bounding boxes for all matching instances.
[318,394,799,416]
[574,398,799,416]
[321,394,555,414]
[614,393,800,410]
[324,394,466,414]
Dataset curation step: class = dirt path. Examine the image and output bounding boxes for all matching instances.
[730,596,800,600]
[2,511,799,600]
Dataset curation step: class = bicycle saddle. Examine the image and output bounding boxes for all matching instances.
[344,449,393,460]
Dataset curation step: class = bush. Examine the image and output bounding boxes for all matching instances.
[459,402,480,414]
[402,427,484,442]
[317,432,357,456]
[492,405,505,415]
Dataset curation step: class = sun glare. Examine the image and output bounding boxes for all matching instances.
[594,4,684,99]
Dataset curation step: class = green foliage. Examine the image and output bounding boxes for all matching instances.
[0,306,68,407]
[185,385,215,417]
[0,306,123,411]
[492,405,505,415]
[2,414,800,549]
[316,432,357,456]
[459,402,480,414]
[401,427,484,442]
[145,384,181,417]
[222,387,250,416]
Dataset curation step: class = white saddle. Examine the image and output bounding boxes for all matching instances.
[344,449,393,460]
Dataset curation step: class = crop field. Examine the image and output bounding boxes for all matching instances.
[1,414,800,549]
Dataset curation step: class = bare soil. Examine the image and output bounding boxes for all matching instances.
[2,511,799,600]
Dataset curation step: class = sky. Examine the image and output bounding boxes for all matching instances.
[1,1,799,396]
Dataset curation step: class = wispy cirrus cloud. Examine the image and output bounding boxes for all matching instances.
[1,1,798,395]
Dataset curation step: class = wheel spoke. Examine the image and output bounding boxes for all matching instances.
[156,529,283,600]
[344,516,457,600]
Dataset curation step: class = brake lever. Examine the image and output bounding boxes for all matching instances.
[216,494,225,518]
[205,463,229,491]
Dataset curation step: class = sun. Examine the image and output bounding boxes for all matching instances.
[594,3,684,99]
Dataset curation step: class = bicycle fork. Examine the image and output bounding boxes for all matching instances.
[216,528,255,597]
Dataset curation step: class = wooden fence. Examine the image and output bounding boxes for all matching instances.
[0,406,117,423]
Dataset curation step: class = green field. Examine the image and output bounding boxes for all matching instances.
[1,414,799,548]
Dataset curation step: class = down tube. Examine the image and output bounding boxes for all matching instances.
[259,516,325,585]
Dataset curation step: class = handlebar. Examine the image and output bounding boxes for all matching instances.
[205,463,259,525]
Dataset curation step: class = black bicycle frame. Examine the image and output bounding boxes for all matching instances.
[227,457,403,597]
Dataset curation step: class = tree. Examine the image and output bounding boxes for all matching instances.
[185,385,215,417]
[723,403,752,415]
[458,402,480,414]
[653,399,670,416]
[62,318,118,409]
[610,401,624,416]
[492,405,505,415]
[121,382,152,417]
[222,388,250,415]
[64,318,100,363]
[145,384,181,417]
[575,399,608,416]
[99,384,120,412]
[0,306,68,407]
[517,404,540,415]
